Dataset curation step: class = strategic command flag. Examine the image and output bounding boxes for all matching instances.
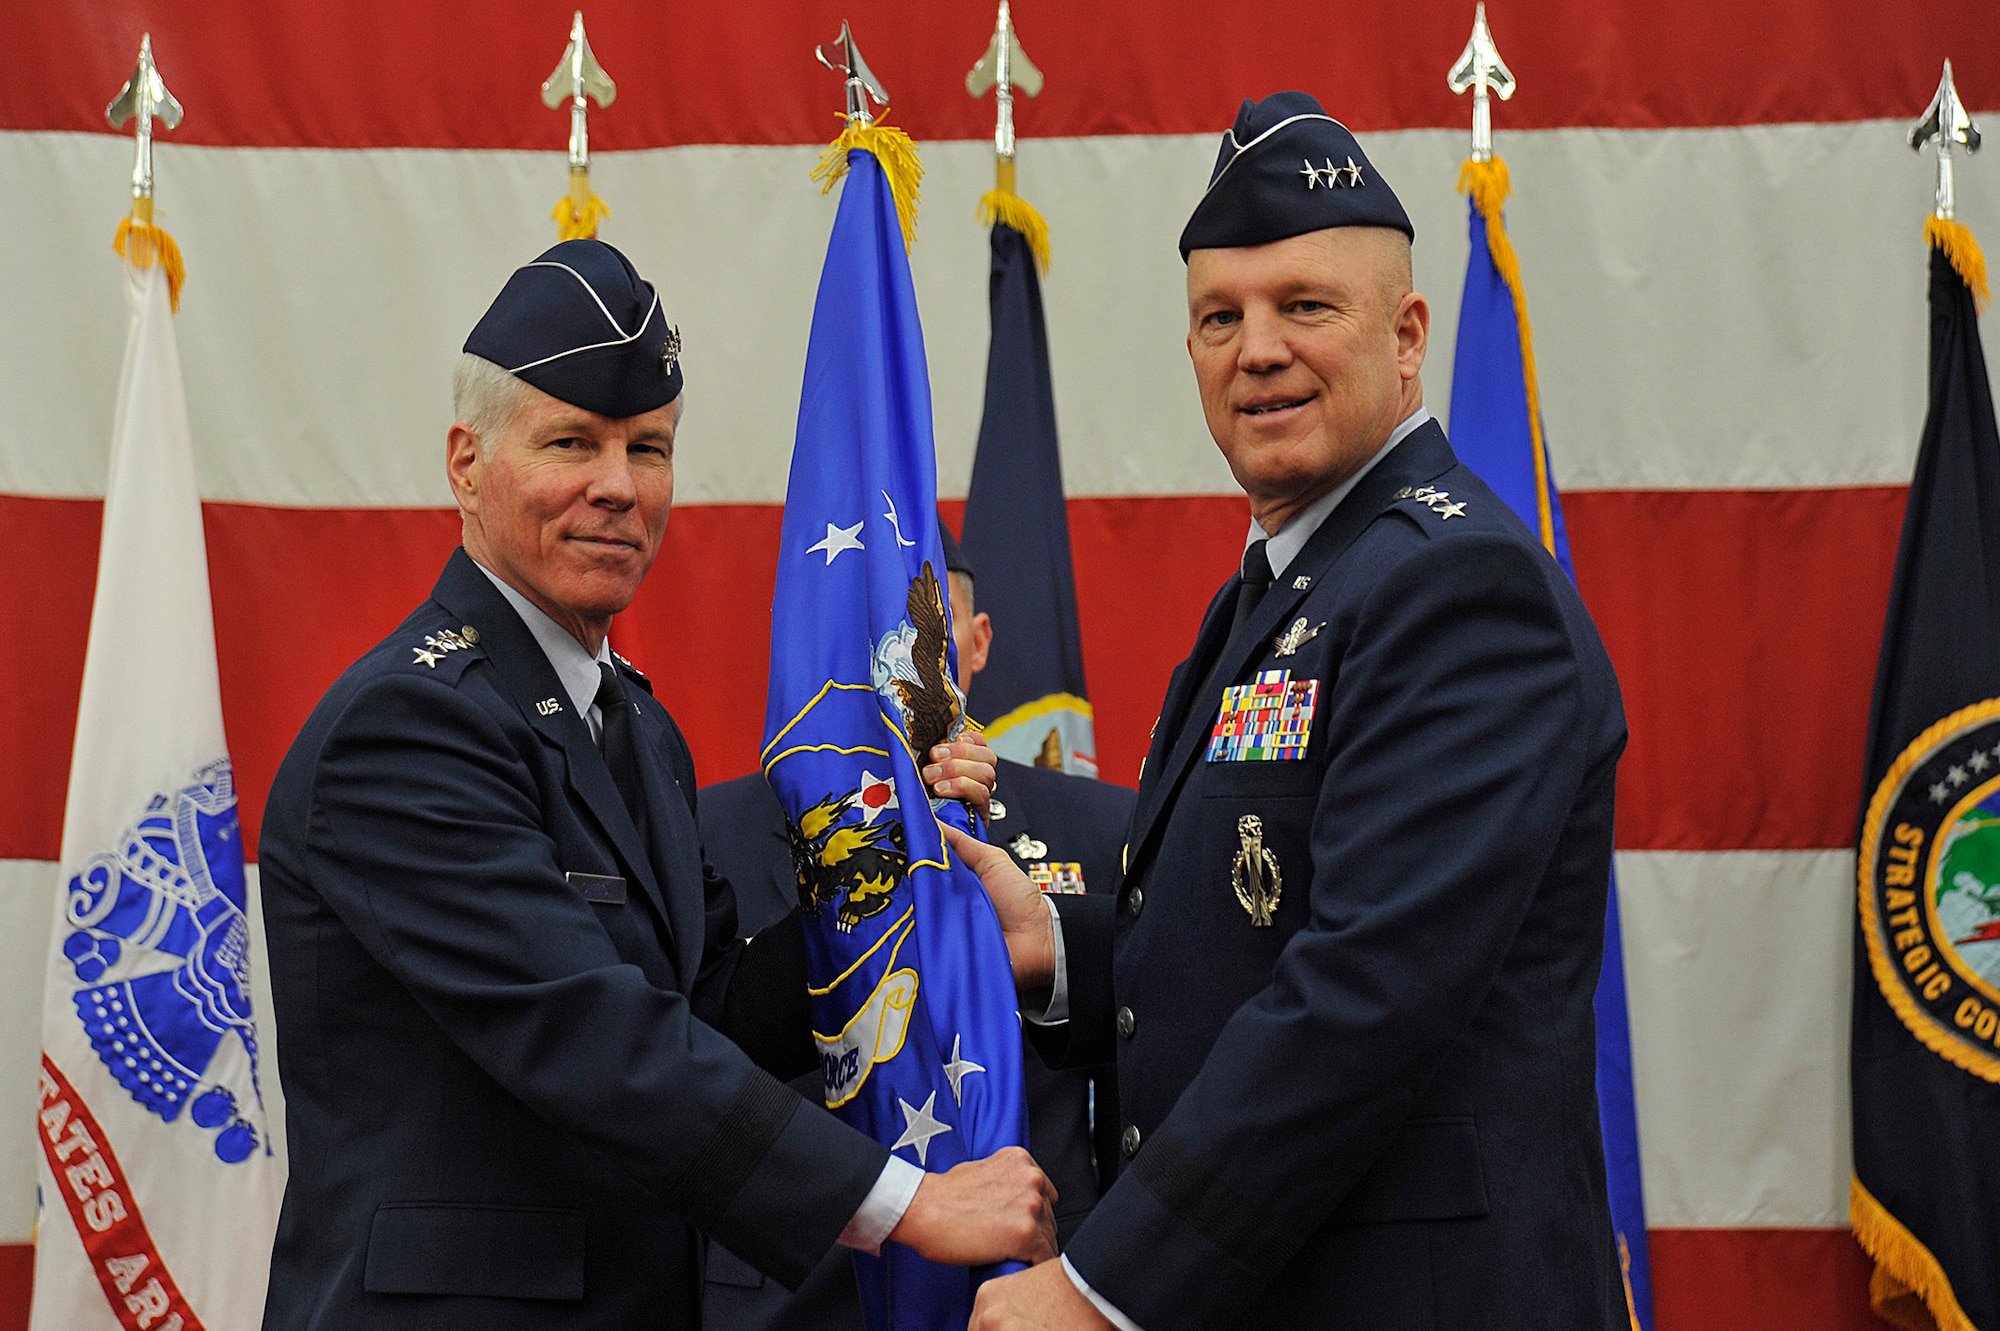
[765,126,1030,1329]
[1849,198,2000,1329]
[32,201,281,1326]
[1448,154,1654,1331]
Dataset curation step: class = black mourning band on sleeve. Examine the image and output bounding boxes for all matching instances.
[673,1072,803,1221]
[1129,1126,1298,1270]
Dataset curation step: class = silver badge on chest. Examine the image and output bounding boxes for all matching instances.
[1232,814,1282,926]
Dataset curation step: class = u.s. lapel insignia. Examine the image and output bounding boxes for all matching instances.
[411,628,474,669]
[1272,617,1325,657]
[1009,832,1048,861]
[1232,815,1281,926]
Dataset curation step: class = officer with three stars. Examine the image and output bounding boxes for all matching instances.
[256,238,1058,1329]
[702,523,1135,1330]
[950,93,1631,1330]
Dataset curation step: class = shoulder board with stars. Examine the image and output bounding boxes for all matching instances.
[407,624,484,671]
[612,651,655,694]
[1392,485,1469,523]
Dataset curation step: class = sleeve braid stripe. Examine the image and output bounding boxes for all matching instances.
[673,1072,801,1218]
[1129,1127,1298,1267]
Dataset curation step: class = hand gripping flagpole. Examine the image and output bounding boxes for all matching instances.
[967,0,1050,271]
[1911,60,1987,307]
[543,11,617,240]
[106,34,186,310]
[810,21,922,251]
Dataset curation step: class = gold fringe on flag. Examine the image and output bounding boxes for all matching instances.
[112,199,185,313]
[1851,1176,1975,1331]
[977,187,1050,275]
[811,117,923,252]
[1457,156,1554,555]
[1926,215,1990,312]
[552,191,611,241]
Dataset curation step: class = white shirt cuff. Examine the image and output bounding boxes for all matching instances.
[1023,893,1070,1026]
[837,1155,924,1254]
[1063,1253,1144,1331]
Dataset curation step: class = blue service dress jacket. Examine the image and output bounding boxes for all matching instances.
[1035,421,1631,1331]
[257,549,889,1331]
[698,761,1135,1329]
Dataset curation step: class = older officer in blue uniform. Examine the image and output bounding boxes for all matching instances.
[703,527,1135,1330]
[258,239,1055,1330]
[951,94,1630,1331]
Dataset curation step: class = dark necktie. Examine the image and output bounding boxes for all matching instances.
[1195,539,1275,708]
[594,662,649,836]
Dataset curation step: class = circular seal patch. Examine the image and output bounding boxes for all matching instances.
[1860,698,2000,1082]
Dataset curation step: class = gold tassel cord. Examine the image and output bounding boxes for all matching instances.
[1457,156,1553,555]
[552,191,612,241]
[977,187,1050,275]
[811,117,923,253]
[1927,215,1990,312]
[112,204,185,313]
[1850,1176,1975,1331]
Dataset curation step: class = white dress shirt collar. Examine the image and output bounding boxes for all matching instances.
[471,557,612,731]
[1247,406,1434,578]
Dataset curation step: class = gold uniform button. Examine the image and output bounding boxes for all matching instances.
[461,625,480,644]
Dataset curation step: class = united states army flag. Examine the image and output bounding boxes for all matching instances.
[31,260,281,1331]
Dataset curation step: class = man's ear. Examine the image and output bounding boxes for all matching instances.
[964,611,993,678]
[1395,291,1430,381]
[446,424,482,513]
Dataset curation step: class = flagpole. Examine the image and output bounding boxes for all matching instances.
[1910,60,1987,307]
[105,33,186,310]
[968,1,1049,272]
[543,10,616,240]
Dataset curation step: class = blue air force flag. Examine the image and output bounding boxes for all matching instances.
[764,144,1030,1328]
[1449,165,1654,1331]
[961,221,1097,776]
[32,261,281,1331]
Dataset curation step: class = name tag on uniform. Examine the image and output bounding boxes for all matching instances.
[565,871,628,905]
[1206,669,1317,763]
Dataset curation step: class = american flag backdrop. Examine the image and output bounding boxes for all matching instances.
[1,2,1996,1327]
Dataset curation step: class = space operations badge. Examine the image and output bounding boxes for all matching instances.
[1860,698,2000,1082]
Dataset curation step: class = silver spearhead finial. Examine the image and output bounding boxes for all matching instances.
[1910,59,1981,221]
[967,0,1043,163]
[816,20,888,128]
[1446,3,1515,163]
[542,11,617,173]
[106,33,183,203]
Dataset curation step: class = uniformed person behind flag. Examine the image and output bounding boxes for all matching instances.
[703,523,1134,1330]
[949,92,1631,1331]
[257,238,1056,1331]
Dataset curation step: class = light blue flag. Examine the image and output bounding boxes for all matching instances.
[764,143,1031,1330]
[1450,183,1654,1331]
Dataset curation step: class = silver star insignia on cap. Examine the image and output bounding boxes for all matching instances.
[661,324,683,373]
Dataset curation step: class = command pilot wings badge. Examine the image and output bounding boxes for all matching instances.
[1272,617,1324,657]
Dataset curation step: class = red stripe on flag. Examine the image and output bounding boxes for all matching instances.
[1648,1227,1892,1330]
[4,0,1993,147]
[35,1055,207,1331]
[0,487,1905,861]
[1568,487,1905,851]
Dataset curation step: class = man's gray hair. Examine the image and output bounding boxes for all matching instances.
[452,354,530,445]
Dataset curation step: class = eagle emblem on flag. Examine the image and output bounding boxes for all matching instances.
[59,760,267,1163]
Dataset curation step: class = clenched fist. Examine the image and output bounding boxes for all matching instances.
[888,1145,1058,1267]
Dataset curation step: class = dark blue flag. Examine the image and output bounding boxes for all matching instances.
[1449,163,1653,1331]
[1850,222,2000,1331]
[961,220,1097,776]
[764,141,1031,1330]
